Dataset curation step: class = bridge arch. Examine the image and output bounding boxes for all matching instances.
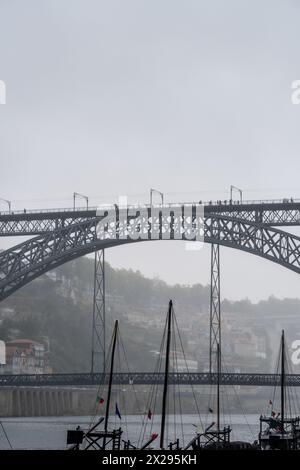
[0,215,299,301]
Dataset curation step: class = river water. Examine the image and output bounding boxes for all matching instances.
[0,414,260,449]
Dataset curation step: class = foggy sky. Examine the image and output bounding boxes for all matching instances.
[1,0,300,301]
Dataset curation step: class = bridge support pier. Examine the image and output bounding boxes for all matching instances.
[209,244,221,373]
[91,249,106,373]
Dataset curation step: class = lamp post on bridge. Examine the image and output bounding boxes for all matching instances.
[150,188,164,206]
[73,192,89,210]
[0,198,11,214]
[230,185,243,204]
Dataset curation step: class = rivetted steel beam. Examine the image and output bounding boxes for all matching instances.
[0,372,300,387]
[1,215,300,301]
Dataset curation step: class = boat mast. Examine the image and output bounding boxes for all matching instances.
[281,329,285,433]
[217,342,221,434]
[104,320,118,432]
[160,300,173,449]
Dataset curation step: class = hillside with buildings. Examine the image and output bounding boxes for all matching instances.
[0,256,299,375]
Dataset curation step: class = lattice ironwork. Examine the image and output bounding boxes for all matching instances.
[1,372,300,387]
[2,201,300,237]
[0,211,96,236]
[207,205,300,226]
[91,250,106,373]
[209,244,221,374]
[2,215,300,301]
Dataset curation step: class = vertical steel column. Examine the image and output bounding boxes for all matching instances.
[209,244,221,374]
[91,249,106,373]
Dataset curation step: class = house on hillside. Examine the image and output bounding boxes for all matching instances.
[4,339,52,374]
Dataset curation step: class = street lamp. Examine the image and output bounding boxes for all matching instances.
[73,192,89,210]
[0,198,11,213]
[150,188,164,206]
[230,185,243,204]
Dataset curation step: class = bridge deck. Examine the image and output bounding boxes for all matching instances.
[1,199,300,236]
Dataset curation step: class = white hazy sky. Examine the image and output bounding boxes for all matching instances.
[1,0,300,301]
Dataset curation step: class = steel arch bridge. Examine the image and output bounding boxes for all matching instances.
[1,207,300,301]
[1,199,300,386]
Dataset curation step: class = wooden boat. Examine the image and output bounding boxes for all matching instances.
[66,320,158,450]
[258,330,300,450]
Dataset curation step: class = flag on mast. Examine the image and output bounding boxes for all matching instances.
[115,403,122,420]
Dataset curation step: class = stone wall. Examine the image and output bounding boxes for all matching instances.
[0,387,96,417]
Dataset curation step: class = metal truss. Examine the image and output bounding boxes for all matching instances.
[91,250,106,373]
[2,201,300,237]
[209,244,221,374]
[2,215,300,301]
[205,202,300,226]
[1,372,300,387]
[0,210,97,236]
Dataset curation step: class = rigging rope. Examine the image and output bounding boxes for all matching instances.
[0,421,13,449]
